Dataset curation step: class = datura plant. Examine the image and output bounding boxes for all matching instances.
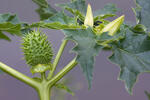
[0,0,150,100]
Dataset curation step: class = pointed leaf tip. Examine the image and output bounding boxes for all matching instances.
[101,15,125,36]
[84,4,94,27]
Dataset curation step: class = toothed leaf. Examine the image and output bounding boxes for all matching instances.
[134,0,150,31]
[63,28,102,88]
[32,0,57,20]
[109,26,150,94]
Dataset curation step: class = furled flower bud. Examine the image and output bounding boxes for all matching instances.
[22,30,53,73]
[100,15,125,36]
[84,4,94,27]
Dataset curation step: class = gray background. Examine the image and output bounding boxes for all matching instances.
[0,0,150,100]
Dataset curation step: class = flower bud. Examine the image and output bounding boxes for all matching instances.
[84,4,94,27]
[100,15,125,36]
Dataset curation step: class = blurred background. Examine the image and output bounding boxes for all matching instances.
[0,0,150,100]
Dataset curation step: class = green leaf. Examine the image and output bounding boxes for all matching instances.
[134,0,150,31]
[31,12,84,29]
[0,13,20,24]
[94,14,116,21]
[63,28,102,88]
[32,0,57,20]
[0,13,21,41]
[109,27,150,94]
[0,23,21,35]
[0,31,10,41]
[94,3,118,16]
[56,0,86,21]
[55,83,74,96]
[56,0,87,14]
[145,91,150,100]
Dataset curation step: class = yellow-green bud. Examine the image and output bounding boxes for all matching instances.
[100,15,125,36]
[84,4,94,27]
[22,30,53,67]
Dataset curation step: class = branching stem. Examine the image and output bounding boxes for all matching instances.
[48,58,77,86]
[0,39,78,100]
[47,39,68,80]
[0,62,40,89]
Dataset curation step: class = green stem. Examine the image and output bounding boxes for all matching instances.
[48,58,77,86]
[48,39,68,80]
[37,84,51,100]
[0,62,40,89]
[41,72,47,81]
[38,73,51,100]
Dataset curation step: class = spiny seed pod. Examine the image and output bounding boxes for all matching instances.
[21,30,53,69]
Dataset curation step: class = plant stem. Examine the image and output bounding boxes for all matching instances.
[48,58,78,86]
[41,72,47,81]
[38,73,51,100]
[48,39,68,80]
[0,62,40,89]
[37,84,51,100]
[0,40,77,100]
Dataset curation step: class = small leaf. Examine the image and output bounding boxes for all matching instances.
[55,83,74,96]
[32,0,57,20]
[63,28,102,88]
[94,14,116,21]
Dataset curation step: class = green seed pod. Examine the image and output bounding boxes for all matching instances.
[22,30,53,69]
